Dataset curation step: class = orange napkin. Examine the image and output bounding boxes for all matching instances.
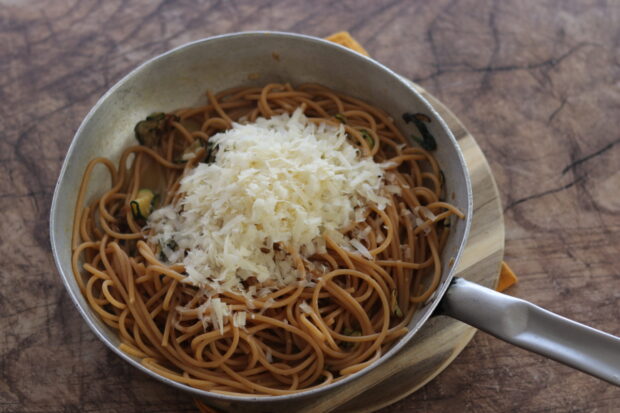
[326,31,518,292]
[325,31,371,56]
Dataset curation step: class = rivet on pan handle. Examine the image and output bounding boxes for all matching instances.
[441,277,620,386]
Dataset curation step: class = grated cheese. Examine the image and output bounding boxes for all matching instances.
[210,297,229,334]
[415,206,437,222]
[299,301,313,315]
[232,311,247,329]
[148,108,390,329]
[350,238,373,260]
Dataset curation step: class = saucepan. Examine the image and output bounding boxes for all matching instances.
[49,32,620,412]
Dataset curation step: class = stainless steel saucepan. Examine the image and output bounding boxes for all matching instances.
[50,32,620,412]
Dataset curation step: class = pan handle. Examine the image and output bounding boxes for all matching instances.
[440,277,620,386]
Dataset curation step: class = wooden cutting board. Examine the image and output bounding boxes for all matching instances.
[290,81,506,413]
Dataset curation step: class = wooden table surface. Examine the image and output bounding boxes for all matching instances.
[1,1,619,412]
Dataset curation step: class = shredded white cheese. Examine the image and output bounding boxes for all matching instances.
[210,297,229,334]
[148,108,390,329]
[232,311,247,329]
[299,301,313,315]
[350,238,373,260]
[415,206,437,222]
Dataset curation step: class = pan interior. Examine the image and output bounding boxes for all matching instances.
[50,32,472,402]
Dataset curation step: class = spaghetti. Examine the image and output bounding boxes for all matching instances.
[72,83,463,395]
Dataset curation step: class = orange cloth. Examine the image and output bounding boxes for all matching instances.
[325,31,370,56]
[326,31,518,292]
[497,261,518,291]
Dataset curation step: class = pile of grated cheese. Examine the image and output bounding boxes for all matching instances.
[147,108,390,331]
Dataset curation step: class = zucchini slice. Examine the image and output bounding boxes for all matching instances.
[134,112,179,147]
[130,189,156,219]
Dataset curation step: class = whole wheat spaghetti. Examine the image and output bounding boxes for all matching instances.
[72,83,463,395]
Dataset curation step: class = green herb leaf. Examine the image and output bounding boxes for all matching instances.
[204,141,219,164]
[166,239,178,251]
[341,328,362,349]
[391,289,404,317]
[360,129,375,149]
[403,112,437,151]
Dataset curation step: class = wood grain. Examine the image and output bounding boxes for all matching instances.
[1,1,619,412]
